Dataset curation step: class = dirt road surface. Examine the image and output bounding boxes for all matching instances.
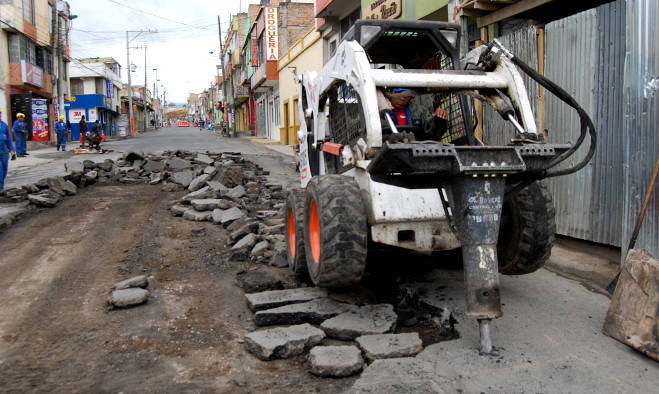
[0,182,357,392]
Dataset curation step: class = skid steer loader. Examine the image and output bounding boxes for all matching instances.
[283,19,596,353]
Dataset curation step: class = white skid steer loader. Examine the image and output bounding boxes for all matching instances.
[283,20,596,353]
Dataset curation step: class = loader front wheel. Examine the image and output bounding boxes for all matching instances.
[304,175,368,287]
[284,189,308,278]
[498,180,556,275]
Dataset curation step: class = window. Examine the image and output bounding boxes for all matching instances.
[273,96,280,127]
[95,78,104,95]
[36,47,53,75]
[70,79,83,95]
[22,0,34,25]
[8,33,36,64]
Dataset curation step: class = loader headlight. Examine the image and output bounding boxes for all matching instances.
[439,29,459,48]
[360,25,382,48]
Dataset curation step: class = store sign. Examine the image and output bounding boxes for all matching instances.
[32,99,49,142]
[69,109,84,122]
[265,6,278,61]
[88,108,98,122]
[251,38,259,67]
[20,60,44,88]
[363,0,401,20]
[106,80,113,98]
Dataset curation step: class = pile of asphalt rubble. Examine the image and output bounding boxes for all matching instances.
[0,150,459,381]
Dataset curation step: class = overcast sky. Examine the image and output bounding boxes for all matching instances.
[68,0,245,104]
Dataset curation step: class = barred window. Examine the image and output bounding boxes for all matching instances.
[326,81,364,146]
[70,79,83,95]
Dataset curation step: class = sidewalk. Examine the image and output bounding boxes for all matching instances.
[247,136,296,157]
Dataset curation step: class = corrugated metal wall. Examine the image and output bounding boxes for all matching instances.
[622,0,659,260]
[482,1,627,249]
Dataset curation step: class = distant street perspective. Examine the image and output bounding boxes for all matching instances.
[0,126,657,392]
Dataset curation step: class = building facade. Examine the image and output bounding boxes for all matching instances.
[1,0,73,143]
[66,57,122,141]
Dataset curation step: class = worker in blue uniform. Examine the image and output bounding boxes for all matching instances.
[55,115,68,151]
[12,113,28,157]
[0,109,16,190]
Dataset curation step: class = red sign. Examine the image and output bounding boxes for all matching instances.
[251,39,259,67]
[20,60,44,88]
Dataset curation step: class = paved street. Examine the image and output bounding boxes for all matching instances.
[1,126,657,392]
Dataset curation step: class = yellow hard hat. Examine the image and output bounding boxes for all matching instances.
[59,115,64,120]
[17,113,24,117]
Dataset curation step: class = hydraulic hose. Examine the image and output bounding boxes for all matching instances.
[493,39,598,178]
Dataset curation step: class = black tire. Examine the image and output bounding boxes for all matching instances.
[498,180,556,275]
[284,189,308,277]
[304,175,368,287]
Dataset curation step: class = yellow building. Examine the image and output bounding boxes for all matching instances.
[277,28,322,145]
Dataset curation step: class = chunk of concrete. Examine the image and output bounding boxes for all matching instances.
[182,186,214,201]
[113,275,148,290]
[168,157,192,170]
[170,170,195,187]
[194,153,215,165]
[211,208,224,223]
[356,333,423,362]
[245,287,329,312]
[320,304,397,340]
[244,323,325,361]
[170,203,188,216]
[309,345,364,377]
[188,174,211,191]
[190,198,220,211]
[143,159,166,173]
[221,206,244,225]
[251,240,269,257]
[183,208,212,222]
[254,298,357,326]
[110,288,149,308]
[226,185,246,199]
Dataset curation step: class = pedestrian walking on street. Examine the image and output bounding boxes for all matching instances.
[12,113,28,157]
[0,109,16,191]
[79,115,88,149]
[55,115,68,151]
[199,119,205,130]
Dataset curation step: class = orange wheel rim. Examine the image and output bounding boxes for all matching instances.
[288,209,296,258]
[309,200,321,263]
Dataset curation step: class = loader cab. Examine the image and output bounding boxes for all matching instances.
[342,20,475,146]
[342,19,462,69]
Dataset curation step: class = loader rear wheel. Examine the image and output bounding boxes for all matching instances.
[498,180,556,275]
[304,175,368,287]
[284,189,308,278]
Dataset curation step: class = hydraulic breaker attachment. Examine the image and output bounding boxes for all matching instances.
[445,176,506,354]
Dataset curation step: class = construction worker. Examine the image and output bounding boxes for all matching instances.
[381,88,448,140]
[0,109,16,190]
[12,113,28,157]
[55,115,68,151]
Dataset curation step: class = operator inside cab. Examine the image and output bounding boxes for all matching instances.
[380,88,448,142]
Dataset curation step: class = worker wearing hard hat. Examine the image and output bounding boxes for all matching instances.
[12,112,28,157]
[55,115,68,151]
[0,108,16,190]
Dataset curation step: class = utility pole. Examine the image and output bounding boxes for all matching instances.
[126,31,134,135]
[51,3,58,131]
[126,31,154,135]
[218,15,231,136]
[144,44,147,132]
